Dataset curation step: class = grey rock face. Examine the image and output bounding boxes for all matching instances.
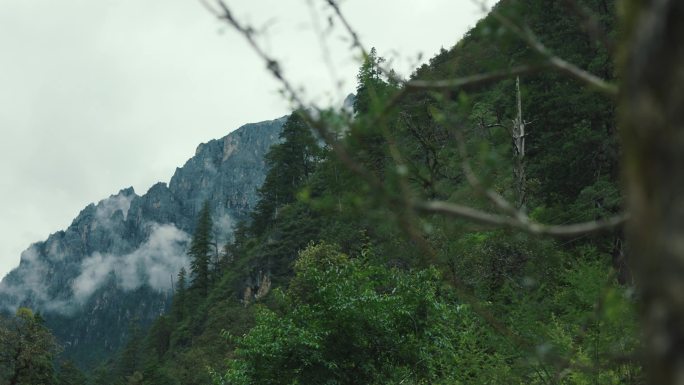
[169,118,286,238]
[0,116,286,366]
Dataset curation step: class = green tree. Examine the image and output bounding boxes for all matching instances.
[217,243,507,385]
[353,47,390,115]
[250,112,321,235]
[349,48,399,174]
[0,307,59,385]
[118,322,143,382]
[172,267,187,321]
[56,361,87,385]
[105,2,652,383]
[89,366,114,385]
[189,201,214,296]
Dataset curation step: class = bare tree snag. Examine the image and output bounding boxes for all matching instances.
[620,1,684,384]
[511,76,527,209]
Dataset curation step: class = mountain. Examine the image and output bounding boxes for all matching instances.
[0,116,286,366]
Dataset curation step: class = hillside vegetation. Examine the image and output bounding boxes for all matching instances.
[2,1,646,384]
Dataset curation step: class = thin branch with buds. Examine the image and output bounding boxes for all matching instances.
[201,3,637,380]
[473,0,618,96]
[205,0,627,239]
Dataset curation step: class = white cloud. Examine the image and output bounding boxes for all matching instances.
[96,192,136,221]
[0,245,70,313]
[71,223,190,303]
[0,223,190,314]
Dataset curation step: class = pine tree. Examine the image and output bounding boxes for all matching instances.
[353,47,387,115]
[172,267,187,321]
[118,323,142,380]
[350,47,395,173]
[189,201,213,296]
[250,112,321,235]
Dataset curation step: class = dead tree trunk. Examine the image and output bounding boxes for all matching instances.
[620,1,684,384]
[511,76,527,209]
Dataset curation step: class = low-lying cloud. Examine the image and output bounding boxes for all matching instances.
[96,191,136,221]
[72,223,190,303]
[0,222,190,315]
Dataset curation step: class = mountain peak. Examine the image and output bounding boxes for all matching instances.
[0,116,288,366]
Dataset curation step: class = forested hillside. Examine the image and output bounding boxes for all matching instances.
[78,1,641,384]
[0,118,286,380]
[1,0,656,384]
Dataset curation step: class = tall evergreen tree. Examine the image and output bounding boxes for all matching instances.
[172,267,187,321]
[250,112,321,234]
[350,47,396,173]
[353,47,387,115]
[118,322,142,381]
[189,201,213,296]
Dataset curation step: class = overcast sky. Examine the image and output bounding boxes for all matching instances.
[0,0,493,278]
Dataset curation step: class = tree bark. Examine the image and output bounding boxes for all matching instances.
[620,1,684,383]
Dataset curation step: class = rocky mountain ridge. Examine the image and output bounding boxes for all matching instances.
[0,116,286,366]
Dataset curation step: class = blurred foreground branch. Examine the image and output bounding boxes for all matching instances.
[206,0,626,239]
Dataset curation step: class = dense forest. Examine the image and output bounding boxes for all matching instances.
[2,0,682,383]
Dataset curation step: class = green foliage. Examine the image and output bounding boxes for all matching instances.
[0,308,59,385]
[56,361,87,385]
[250,112,322,236]
[354,47,391,115]
[216,243,506,385]
[118,323,143,381]
[190,201,215,296]
[216,240,640,384]
[93,2,641,384]
[172,267,188,322]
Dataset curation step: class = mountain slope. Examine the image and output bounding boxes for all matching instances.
[0,116,286,366]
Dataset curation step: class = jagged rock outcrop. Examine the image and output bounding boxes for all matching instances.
[0,116,286,367]
[168,118,286,235]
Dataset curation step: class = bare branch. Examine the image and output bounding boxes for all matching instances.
[560,0,614,52]
[208,1,379,194]
[306,0,341,94]
[545,54,617,96]
[324,0,365,54]
[324,0,407,87]
[474,0,618,96]
[415,200,629,238]
[203,3,639,380]
[208,0,628,242]
[406,64,544,91]
[447,110,529,222]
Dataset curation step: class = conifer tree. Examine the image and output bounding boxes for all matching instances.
[118,323,142,380]
[189,201,213,296]
[250,112,321,234]
[172,267,187,321]
[353,47,387,114]
[350,47,395,173]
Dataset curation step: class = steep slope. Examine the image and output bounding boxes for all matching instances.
[0,116,286,366]
[123,1,634,384]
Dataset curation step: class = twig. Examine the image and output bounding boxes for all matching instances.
[209,1,628,241]
[414,201,629,238]
[406,65,544,91]
[473,0,618,96]
[306,0,341,94]
[324,0,365,55]
[560,0,614,52]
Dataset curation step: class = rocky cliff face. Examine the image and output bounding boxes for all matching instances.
[0,116,286,366]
